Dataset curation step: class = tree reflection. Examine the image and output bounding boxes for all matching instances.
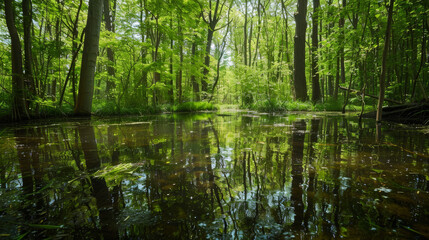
[15,128,45,238]
[78,124,119,240]
[304,119,320,230]
[291,120,306,232]
[2,114,429,239]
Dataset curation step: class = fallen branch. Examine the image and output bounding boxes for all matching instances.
[339,86,402,104]
[362,102,429,125]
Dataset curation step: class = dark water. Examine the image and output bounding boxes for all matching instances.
[1,112,429,239]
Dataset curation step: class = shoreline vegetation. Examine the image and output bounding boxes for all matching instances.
[0,99,409,123]
[1,98,427,125]
[1,0,427,125]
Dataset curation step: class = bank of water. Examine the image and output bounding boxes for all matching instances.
[0,112,428,239]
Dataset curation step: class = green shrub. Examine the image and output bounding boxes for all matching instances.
[93,101,162,116]
[249,99,314,112]
[171,102,217,112]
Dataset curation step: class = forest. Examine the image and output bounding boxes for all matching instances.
[0,0,428,121]
[1,0,429,238]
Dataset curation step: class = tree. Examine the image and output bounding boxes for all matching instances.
[4,0,30,120]
[376,0,395,122]
[74,0,104,116]
[200,0,229,98]
[293,0,308,101]
[22,0,35,100]
[311,0,321,102]
[103,0,117,99]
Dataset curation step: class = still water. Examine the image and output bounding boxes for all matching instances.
[0,112,428,239]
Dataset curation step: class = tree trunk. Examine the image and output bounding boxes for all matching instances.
[74,0,104,116]
[334,56,339,99]
[201,0,225,97]
[376,0,394,122]
[139,0,148,106]
[202,29,214,94]
[311,0,321,102]
[293,0,308,101]
[169,18,174,104]
[326,0,334,97]
[176,13,183,104]
[22,0,36,99]
[244,0,248,66]
[339,0,346,85]
[103,0,116,99]
[191,41,200,101]
[4,0,30,120]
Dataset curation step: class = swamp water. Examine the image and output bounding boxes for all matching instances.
[0,112,428,239]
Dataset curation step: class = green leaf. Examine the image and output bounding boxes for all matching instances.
[28,224,63,229]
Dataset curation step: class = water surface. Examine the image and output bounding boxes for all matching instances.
[1,112,428,239]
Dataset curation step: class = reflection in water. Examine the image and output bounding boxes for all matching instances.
[79,125,119,240]
[291,120,306,232]
[15,128,45,239]
[1,113,429,239]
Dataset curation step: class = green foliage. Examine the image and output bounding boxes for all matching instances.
[93,163,140,185]
[37,105,74,118]
[250,99,314,112]
[1,0,427,121]
[170,102,217,112]
[93,101,162,116]
[247,96,377,113]
[314,98,344,111]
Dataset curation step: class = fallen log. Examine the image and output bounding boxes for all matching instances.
[361,102,429,125]
[339,86,402,105]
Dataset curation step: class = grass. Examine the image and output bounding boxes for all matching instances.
[247,97,377,113]
[94,102,162,116]
[0,96,377,123]
[94,101,217,115]
[169,102,218,112]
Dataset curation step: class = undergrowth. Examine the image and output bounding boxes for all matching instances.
[169,102,217,112]
[246,97,377,113]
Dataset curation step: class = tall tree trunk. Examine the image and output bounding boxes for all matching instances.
[74,0,104,116]
[72,0,83,105]
[4,0,30,120]
[293,0,308,101]
[281,0,293,95]
[209,16,230,103]
[53,18,61,101]
[191,41,200,101]
[149,13,162,106]
[202,28,214,95]
[103,0,116,99]
[22,0,36,99]
[326,0,334,97]
[244,0,248,66]
[339,0,346,85]
[169,18,174,104]
[311,0,321,102]
[376,0,394,122]
[139,0,148,106]
[176,13,183,104]
[253,0,261,67]
[334,56,339,99]
[201,0,225,97]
